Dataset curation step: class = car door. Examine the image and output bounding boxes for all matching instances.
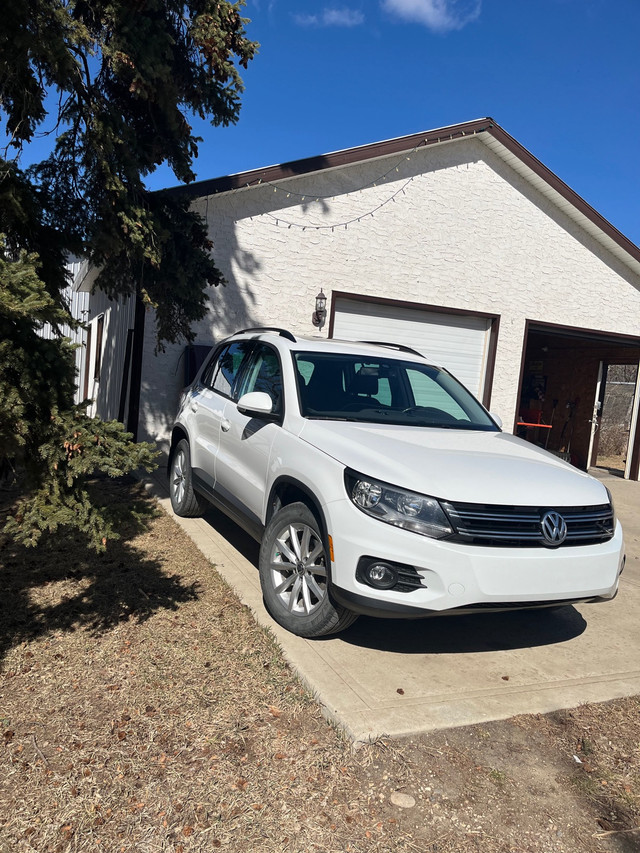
[213,342,284,528]
[189,340,253,491]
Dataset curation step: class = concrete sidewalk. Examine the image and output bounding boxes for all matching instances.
[147,471,640,742]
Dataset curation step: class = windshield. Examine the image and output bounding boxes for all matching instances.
[292,352,498,430]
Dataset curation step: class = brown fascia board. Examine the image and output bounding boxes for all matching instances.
[161,117,640,270]
[161,118,494,198]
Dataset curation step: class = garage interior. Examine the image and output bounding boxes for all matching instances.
[517,324,640,480]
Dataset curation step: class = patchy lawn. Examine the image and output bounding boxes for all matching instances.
[1,478,639,853]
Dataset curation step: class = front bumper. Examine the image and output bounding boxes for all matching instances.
[325,498,625,617]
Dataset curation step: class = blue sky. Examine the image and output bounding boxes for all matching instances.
[7,0,640,244]
[151,0,640,244]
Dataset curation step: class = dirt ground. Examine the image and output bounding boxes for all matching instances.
[595,456,627,477]
[1,478,639,853]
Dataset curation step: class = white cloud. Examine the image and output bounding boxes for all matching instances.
[294,7,365,27]
[251,1,277,14]
[293,13,320,25]
[381,0,481,32]
[323,8,365,25]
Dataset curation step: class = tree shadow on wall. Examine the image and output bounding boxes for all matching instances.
[137,189,273,448]
[186,150,341,339]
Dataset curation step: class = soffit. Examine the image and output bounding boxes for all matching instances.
[479,131,640,279]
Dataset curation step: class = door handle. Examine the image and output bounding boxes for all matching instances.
[190,402,198,413]
[221,419,231,432]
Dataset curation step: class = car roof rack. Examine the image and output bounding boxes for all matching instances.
[236,327,297,342]
[358,340,425,358]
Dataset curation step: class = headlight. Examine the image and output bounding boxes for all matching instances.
[345,471,453,539]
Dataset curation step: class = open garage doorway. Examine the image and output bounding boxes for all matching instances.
[589,363,639,475]
[516,322,640,481]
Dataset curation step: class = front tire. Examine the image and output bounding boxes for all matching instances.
[259,502,358,638]
[169,439,207,517]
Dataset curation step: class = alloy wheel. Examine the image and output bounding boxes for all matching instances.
[171,449,186,506]
[269,522,328,616]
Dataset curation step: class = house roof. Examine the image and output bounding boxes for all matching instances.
[164,117,640,279]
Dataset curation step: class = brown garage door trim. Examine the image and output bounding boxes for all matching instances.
[515,319,640,481]
[328,291,500,409]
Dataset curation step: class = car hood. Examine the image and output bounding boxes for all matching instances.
[297,421,608,506]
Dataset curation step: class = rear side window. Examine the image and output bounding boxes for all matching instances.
[295,358,315,386]
[203,341,253,399]
[351,362,393,407]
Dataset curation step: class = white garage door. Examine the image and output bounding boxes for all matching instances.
[332,297,492,399]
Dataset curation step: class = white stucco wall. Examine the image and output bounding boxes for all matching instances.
[139,137,640,449]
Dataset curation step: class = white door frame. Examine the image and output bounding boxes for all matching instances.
[587,361,605,468]
[625,359,640,480]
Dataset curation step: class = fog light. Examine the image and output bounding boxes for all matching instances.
[357,556,425,593]
[365,561,398,590]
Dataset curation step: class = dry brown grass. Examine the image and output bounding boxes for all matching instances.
[1,477,639,853]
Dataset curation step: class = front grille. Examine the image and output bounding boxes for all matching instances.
[442,501,614,548]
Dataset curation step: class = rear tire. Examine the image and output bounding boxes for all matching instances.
[169,439,207,517]
[259,502,358,638]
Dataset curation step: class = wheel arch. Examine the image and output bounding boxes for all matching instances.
[266,477,330,543]
[168,425,190,473]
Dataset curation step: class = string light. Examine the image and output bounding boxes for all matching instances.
[200,126,494,232]
[202,126,492,203]
[259,177,415,231]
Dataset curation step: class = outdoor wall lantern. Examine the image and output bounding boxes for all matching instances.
[312,289,327,331]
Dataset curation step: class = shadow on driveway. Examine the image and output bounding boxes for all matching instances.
[335,605,587,654]
[202,505,260,564]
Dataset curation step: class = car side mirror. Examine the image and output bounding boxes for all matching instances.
[490,412,503,429]
[237,391,275,418]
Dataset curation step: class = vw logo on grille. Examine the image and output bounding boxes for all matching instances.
[541,510,568,546]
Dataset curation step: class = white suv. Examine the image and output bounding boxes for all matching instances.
[169,328,624,638]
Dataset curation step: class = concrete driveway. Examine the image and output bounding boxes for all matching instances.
[152,472,640,742]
